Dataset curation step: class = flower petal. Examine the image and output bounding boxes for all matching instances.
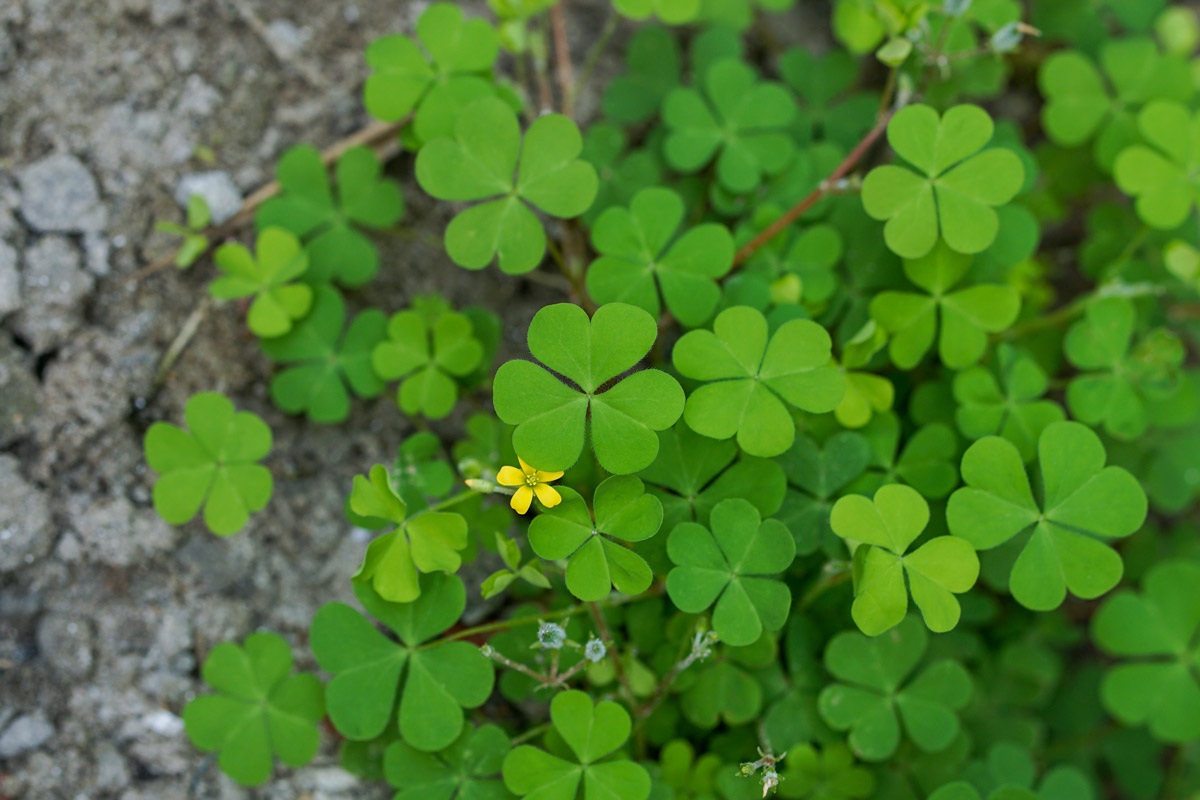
[497,466,526,486]
[518,457,535,475]
[534,469,565,482]
[533,483,562,508]
[511,486,534,514]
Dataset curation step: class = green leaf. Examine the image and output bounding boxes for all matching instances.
[384,723,514,800]
[144,392,273,536]
[777,742,876,800]
[1092,559,1200,743]
[183,632,324,786]
[673,306,845,457]
[528,476,662,601]
[870,241,1020,369]
[261,285,388,423]
[492,302,684,473]
[666,498,795,646]
[775,431,872,555]
[416,97,598,274]
[586,188,733,327]
[779,47,878,149]
[364,3,500,124]
[256,145,404,286]
[1115,101,1200,229]
[602,26,682,123]
[614,0,701,25]
[662,58,798,193]
[502,690,651,800]
[372,307,484,420]
[310,574,494,751]
[832,484,979,635]
[818,616,973,761]
[946,421,1148,610]
[350,464,469,603]
[953,344,1065,461]
[861,104,1024,259]
[211,227,312,338]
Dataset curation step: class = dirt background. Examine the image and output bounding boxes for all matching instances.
[0,0,826,797]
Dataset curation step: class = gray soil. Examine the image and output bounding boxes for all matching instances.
[0,0,828,796]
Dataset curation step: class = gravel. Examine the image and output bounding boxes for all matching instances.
[0,240,19,317]
[17,154,108,234]
[175,171,243,224]
[0,713,55,759]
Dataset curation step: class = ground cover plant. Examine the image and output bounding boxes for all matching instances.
[143,0,1200,797]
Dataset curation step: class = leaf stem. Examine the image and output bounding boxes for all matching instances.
[550,1,576,119]
[570,8,618,108]
[731,111,893,267]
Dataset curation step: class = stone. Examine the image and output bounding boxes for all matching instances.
[17,154,107,234]
[66,494,176,567]
[175,171,242,224]
[0,455,53,572]
[0,713,54,758]
[36,613,94,679]
[0,239,19,318]
[266,19,310,58]
[0,340,39,447]
[11,235,95,353]
[150,0,185,25]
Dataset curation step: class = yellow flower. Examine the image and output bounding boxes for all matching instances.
[496,458,564,514]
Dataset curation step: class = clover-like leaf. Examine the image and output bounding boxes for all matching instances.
[662,58,798,193]
[364,3,500,126]
[777,742,876,800]
[372,308,484,420]
[677,648,766,729]
[586,188,733,327]
[1092,559,1200,743]
[579,123,664,225]
[416,97,599,274]
[776,432,872,555]
[602,26,682,123]
[613,0,700,26]
[1064,296,1184,440]
[673,306,845,457]
[832,484,980,636]
[502,690,651,800]
[870,242,1020,369]
[861,104,1025,259]
[492,302,684,473]
[528,476,662,601]
[853,412,960,501]
[211,227,312,338]
[953,344,1065,462]
[779,47,878,149]
[818,616,973,761]
[184,632,324,786]
[261,285,387,423]
[350,464,469,603]
[144,392,273,536]
[256,145,404,286]
[666,498,796,646]
[1039,38,1193,170]
[1114,101,1200,229]
[384,723,513,800]
[946,421,1148,610]
[310,574,494,751]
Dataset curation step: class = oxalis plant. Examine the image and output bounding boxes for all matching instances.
[139,0,1200,797]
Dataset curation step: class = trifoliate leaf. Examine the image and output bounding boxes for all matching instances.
[184,632,324,786]
[602,26,683,123]
[946,421,1147,610]
[144,392,273,536]
[666,498,796,646]
[818,616,973,761]
[586,188,733,326]
[350,464,469,603]
[211,227,312,338]
[869,241,1020,369]
[261,285,387,423]
[372,308,484,420]
[528,476,662,601]
[854,412,960,500]
[775,432,872,555]
[861,104,1024,259]
[310,575,494,751]
[614,0,701,26]
[579,123,665,225]
[953,344,1065,462]
[256,145,404,286]
[1114,101,1200,229]
[777,742,876,800]
[1092,559,1200,743]
[502,690,651,800]
[416,97,598,274]
[364,3,500,124]
[779,47,878,149]
[832,484,980,635]
[492,302,684,473]
[384,723,513,800]
[662,58,798,194]
[673,306,845,457]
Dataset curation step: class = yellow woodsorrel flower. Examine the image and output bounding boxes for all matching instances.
[496,458,564,514]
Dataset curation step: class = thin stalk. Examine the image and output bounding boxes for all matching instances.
[550,1,576,118]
